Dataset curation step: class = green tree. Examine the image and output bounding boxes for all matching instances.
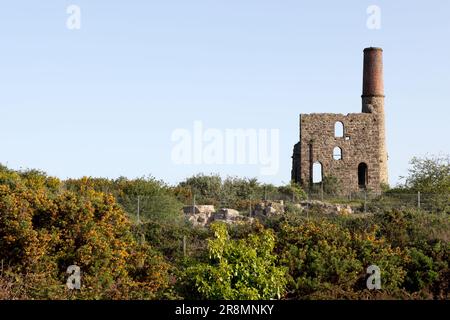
[402,155,450,193]
[179,174,223,205]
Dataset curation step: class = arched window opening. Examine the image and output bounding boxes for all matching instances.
[334,121,344,138]
[312,162,323,183]
[333,147,342,160]
[358,163,368,188]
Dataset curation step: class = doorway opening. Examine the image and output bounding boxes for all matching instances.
[358,163,368,188]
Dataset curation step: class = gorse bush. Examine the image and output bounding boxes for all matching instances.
[65,176,184,225]
[0,167,170,299]
[372,209,449,298]
[278,220,407,299]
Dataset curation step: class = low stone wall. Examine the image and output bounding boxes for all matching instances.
[295,200,353,215]
[252,200,285,217]
[183,205,253,227]
[183,200,355,227]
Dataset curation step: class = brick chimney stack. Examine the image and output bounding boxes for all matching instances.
[362,47,384,98]
[362,47,384,114]
[361,47,388,186]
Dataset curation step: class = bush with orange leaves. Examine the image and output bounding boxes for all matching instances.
[0,166,170,299]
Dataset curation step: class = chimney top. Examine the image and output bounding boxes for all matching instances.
[364,47,383,52]
[362,47,384,98]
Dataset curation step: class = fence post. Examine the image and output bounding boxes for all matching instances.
[183,236,187,258]
[364,191,367,213]
[137,195,141,224]
[417,191,421,209]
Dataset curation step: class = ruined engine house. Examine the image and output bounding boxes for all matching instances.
[291,47,389,194]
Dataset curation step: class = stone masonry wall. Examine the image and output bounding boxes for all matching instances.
[362,96,389,185]
[292,111,386,194]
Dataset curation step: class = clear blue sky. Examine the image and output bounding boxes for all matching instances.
[0,1,449,186]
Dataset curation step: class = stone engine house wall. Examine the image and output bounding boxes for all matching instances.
[292,112,385,194]
[291,48,388,194]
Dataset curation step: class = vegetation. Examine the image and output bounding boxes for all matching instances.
[181,222,286,300]
[401,155,450,193]
[0,167,170,299]
[0,155,448,300]
[176,174,306,211]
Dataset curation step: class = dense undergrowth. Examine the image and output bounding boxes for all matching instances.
[0,155,448,300]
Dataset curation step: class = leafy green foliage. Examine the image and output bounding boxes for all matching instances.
[177,174,307,211]
[178,174,223,205]
[322,176,341,194]
[278,220,406,299]
[183,222,287,300]
[277,181,307,202]
[402,155,450,193]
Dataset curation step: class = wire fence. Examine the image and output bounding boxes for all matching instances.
[309,191,449,213]
[115,191,449,256]
[116,191,449,223]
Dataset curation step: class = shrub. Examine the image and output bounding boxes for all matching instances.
[65,176,184,225]
[183,222,287,300]
[277,182,307,202]
[322,176,341,195]
[278,220,407,299]
[0,169,170,299]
